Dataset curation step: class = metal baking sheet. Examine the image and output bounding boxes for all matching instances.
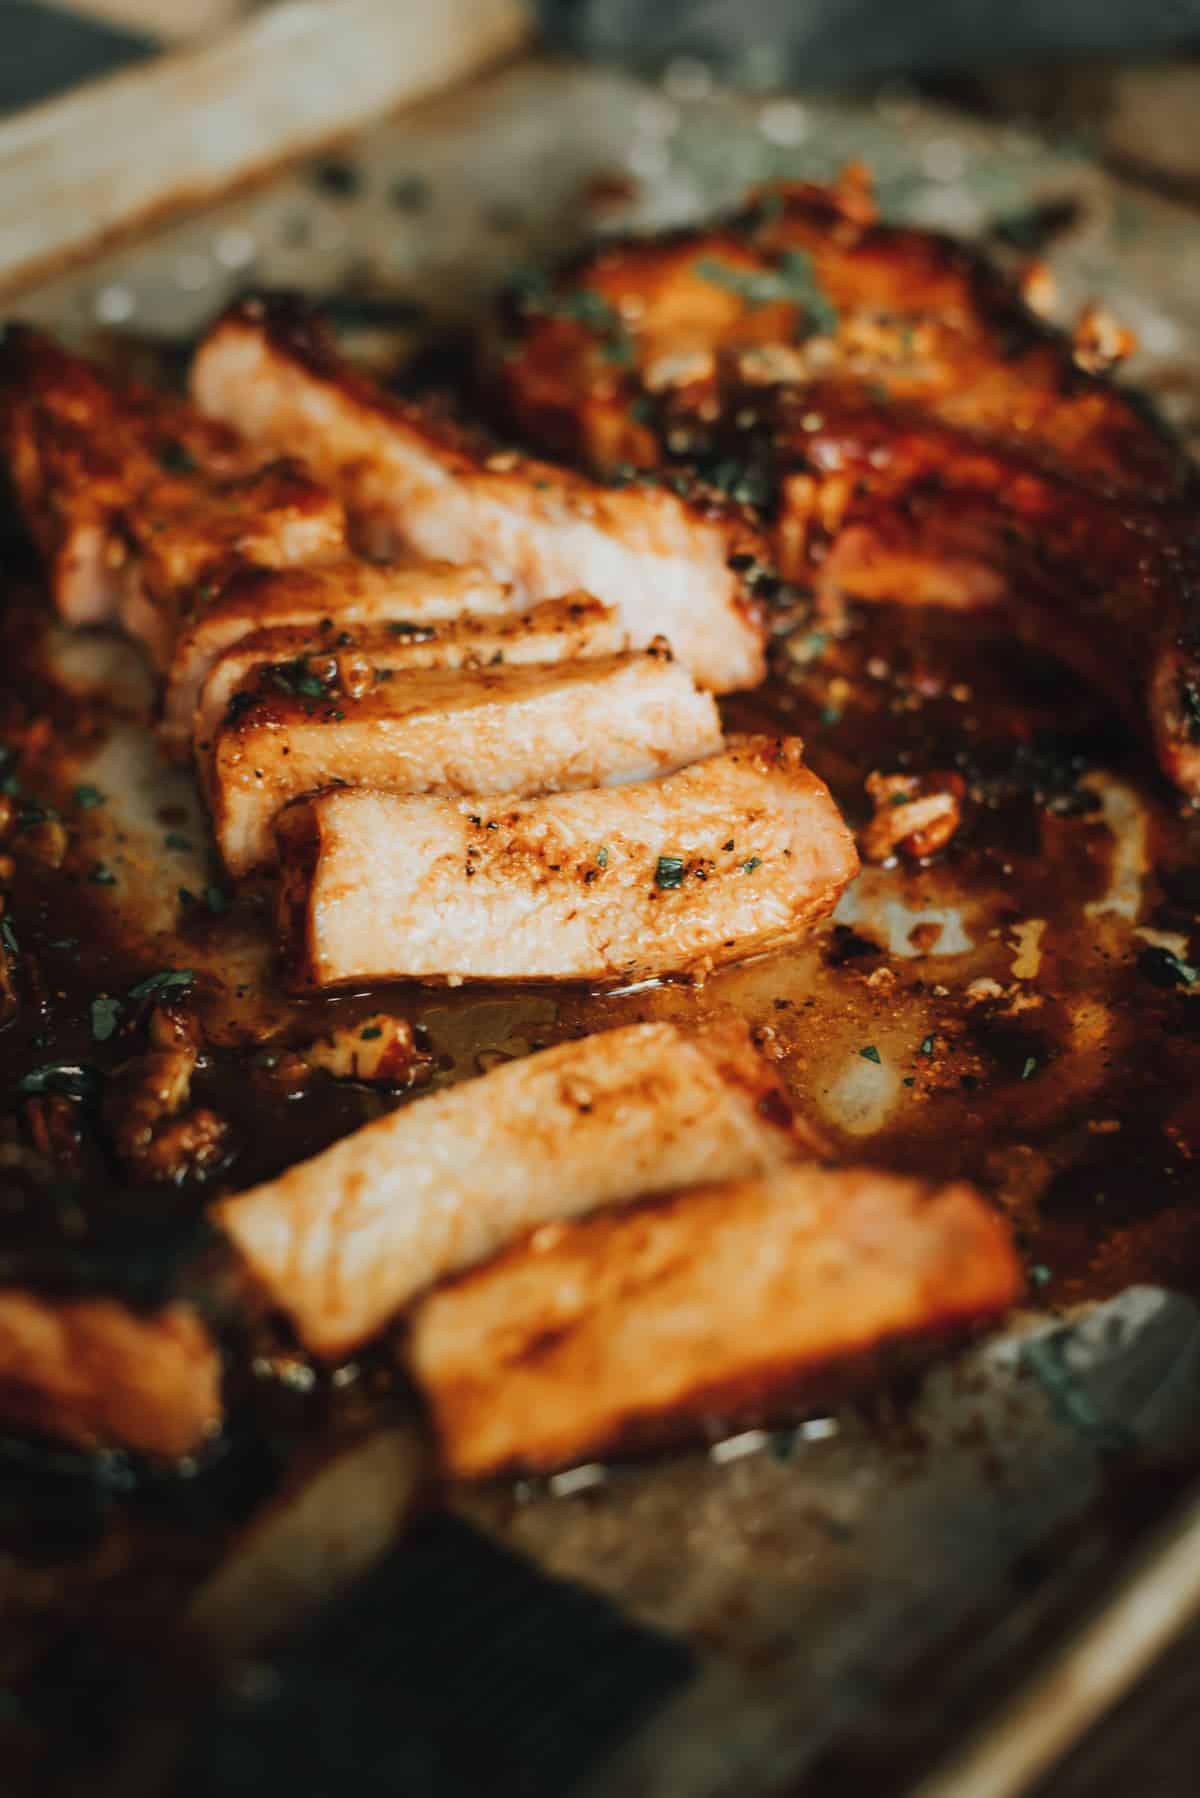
[5,55,1200,1798]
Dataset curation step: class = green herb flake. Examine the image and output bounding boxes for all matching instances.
[88,863,117,886]
[204,885,229,915]
[1021,1055,1038,1081]
[360,1025,383,1041]
[270,658,328,701]
[820,703,842,727]
[902,1076,915,1088]
[90,995,122,1042]
[164,832,192,853]
[919,1036,934,1057]
[694,248,837,337]
[596,846,609,869]
[157,439,196,475]
[1029,1263,1053,1290]
[17,1063,99,1100]
[49,936,78,952]
[0,917,17,956]
[655,855,685,890]
[72,784,105,811]
[742,856,762,874]
[1021,1329,1136,1453]
[859,1044,882,1065]
[127,968,195,1004]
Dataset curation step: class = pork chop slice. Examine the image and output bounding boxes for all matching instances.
[274,733,858,989]
[407,1162,1023,1477]
[190,296,768,693]
[163,554,518,758]
[213,1019,822,1359]
[209,646,723,875]
[191,590,624,761]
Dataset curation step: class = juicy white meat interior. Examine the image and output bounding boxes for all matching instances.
[193,592,625,759]
[213,1020,821,1358]
[407,1163,1023,1478]
[161,554,519,757]
[275,734,858,988]
[210,648,723,876]
[191,302,767,692]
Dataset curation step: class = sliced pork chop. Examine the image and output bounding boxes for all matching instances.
[210,647,723,876]
[275,733,858,989]
[0,325,344,657]
[213,1019,822,1359]
[191,591,624,761]
[163,554,519,757]
[407,1163,1023,1477]
[0,1290,221,1459]
[190,296,768,693]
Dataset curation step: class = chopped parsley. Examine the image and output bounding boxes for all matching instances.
[1029,1263,1053,1290]
[164,832,192,852]
[360,1025,383,1041]
[72,784,105,810]
[742,856,762,874]
[270,658,328,700]
[859,1044,882,1065]
[203,884,229,915]
[17,1063,99,1100]
[919,1035,934,1056]
[655,855,685,890]
[127,968,195,1004]
[1138,945,1199,989]
[596,846,609,869]
[90,995,122,1042]
[1022,1328,1135,1453]
[519,279,635,366]
[0,917,16,957]
[1021,1055,1039,1081]
[820,703,843,727]
[88,863,117,885]
[157,439,196,475]
[705,458,771,508]
[694,249,837,337]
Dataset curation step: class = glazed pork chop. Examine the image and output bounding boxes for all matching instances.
[192,591,624,760]
[487,180,1200,796]
[190,296,769,693]
[407,1163,1023,1477]
[208,646,723,876]
[274,734,858,989]
[0,325,344,662]
[213,1020,821,1359]
[744,385,1200,794]
[486,177,1187,501]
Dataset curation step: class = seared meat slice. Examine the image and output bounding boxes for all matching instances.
[407,1163,1023,1477]
[0,1290,221,1459]
[190,296,768,693]
[486,179,1186,501]
[274,733,858,989]
[209,647,722,876]
[191,590,623,761]
[0,326,343,656]
[214,1019,821,1359]
[760,389,1200,795]
[163,554,519,757]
